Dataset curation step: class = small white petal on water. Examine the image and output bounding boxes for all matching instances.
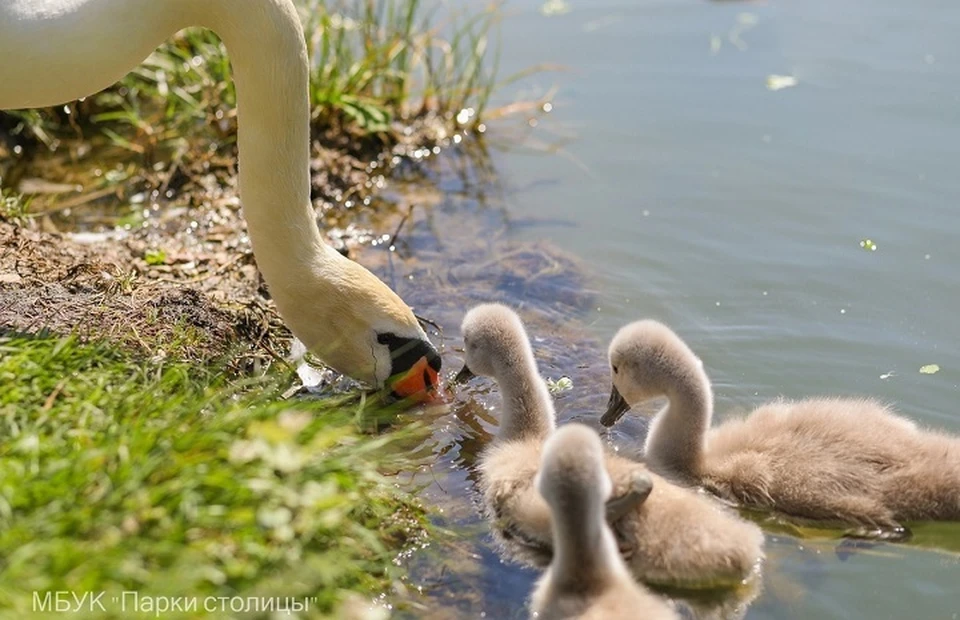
[541,0,571,16]
[766,75,798,91]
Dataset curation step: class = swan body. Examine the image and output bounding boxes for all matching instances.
[530,423,677,620]
[0,0,440,397]
[602,320,960,535]
[458,304,764,589]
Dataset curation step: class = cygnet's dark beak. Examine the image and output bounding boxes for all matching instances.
[600,385,631,427]
[453,364,476,385]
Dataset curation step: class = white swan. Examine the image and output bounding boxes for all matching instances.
[0,0,441,399]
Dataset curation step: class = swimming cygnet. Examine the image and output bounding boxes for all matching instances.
[602,319,960,539]
[530,423,678,620]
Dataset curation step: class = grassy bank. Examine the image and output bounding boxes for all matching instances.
[0,332,429,619]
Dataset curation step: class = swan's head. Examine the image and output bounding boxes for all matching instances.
[271,253,441,402]
[535,423,612,510]
[376,331,443,402]
[454,303,532,383]
[301,319,441,402]
[601,319,702,426]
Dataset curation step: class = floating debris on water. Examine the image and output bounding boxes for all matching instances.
[880,371,896,380]
[729,13,759,51]
[919,364,940,375]
[546,376,574,393]
[859,238,878,251]
[583,14,621,33]
[541,0,571,16]
[766,75,798,91]
[710,35,723,55]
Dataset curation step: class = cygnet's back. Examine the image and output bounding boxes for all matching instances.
[530,424,677,620]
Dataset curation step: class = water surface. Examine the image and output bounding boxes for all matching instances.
[397,0,960,617]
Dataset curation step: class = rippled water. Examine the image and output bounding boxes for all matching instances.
[392,0,960,617]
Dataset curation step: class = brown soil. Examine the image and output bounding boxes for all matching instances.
[0,218,286,370]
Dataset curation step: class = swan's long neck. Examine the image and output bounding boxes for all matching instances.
[495,353,556,442]
[551,498,620,587]
[644,366,713,479]
[195,0,332,282]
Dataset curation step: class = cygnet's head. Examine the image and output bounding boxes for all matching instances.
[455,303,533,382]
[601,320,704,426]
[536,423,612,510]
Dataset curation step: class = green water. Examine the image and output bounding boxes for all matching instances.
[397,0,960,617]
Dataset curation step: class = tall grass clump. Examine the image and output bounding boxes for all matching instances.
[303,0,499,134]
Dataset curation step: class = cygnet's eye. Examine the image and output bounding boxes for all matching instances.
[612,365,619,374]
